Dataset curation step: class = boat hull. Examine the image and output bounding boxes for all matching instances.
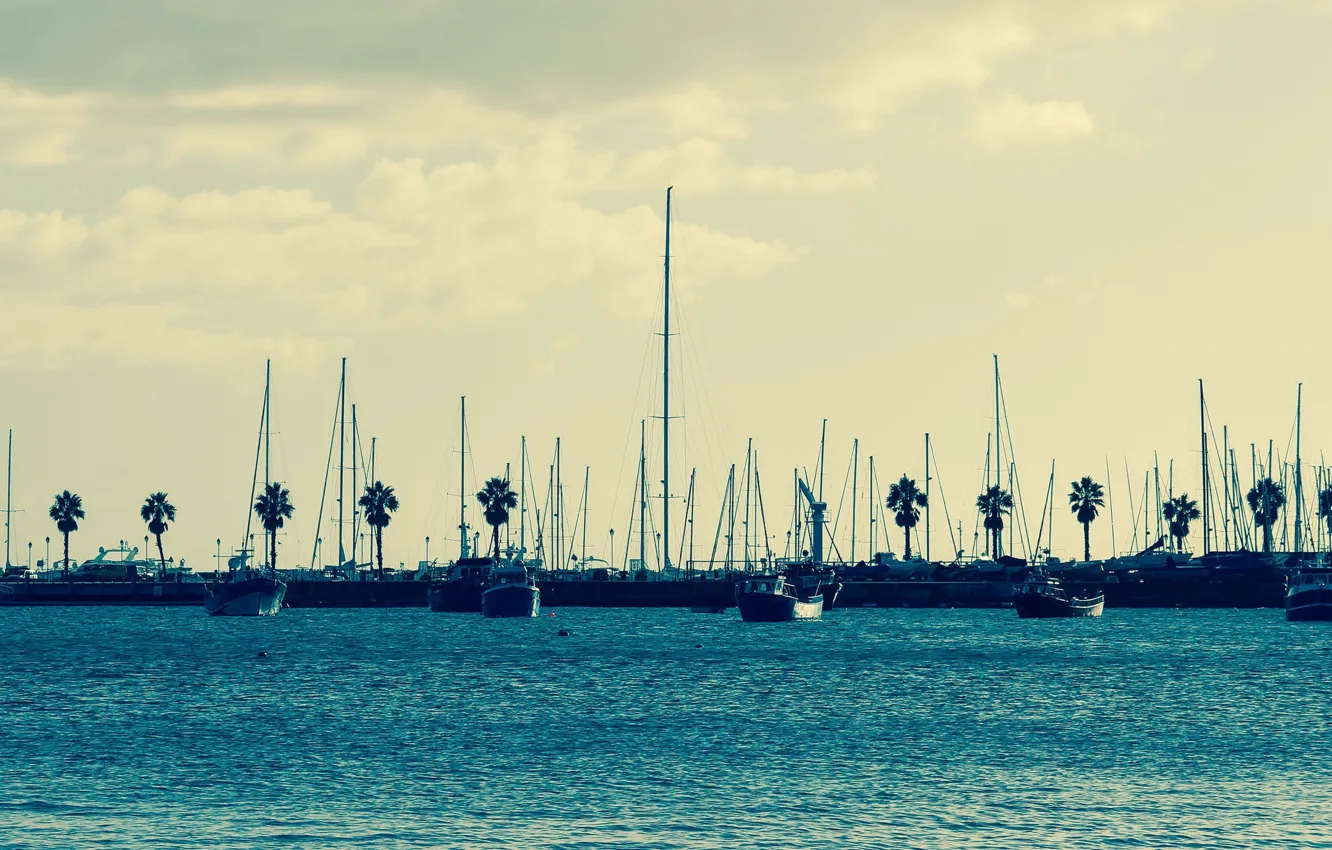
[203,576,287,617]
[481,583,540,618]
[428,578,485,613]
[736,591,823,622]
[1286,588,1332,621]
[1014,591,1104,618]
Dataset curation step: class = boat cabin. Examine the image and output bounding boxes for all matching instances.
[740,575,788,596]
[490,564,531,585]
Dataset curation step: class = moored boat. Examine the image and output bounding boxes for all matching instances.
[735,574,823,621]
[204,568,286,616]
[1013,572,1103,618]
[481,562,540,618]
[427,557,491,612]
[1286,567,1332,621]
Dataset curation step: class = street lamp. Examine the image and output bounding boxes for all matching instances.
[44,537,50,574]
[425,536,430,565]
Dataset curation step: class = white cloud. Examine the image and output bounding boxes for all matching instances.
[0,149,799,369]
[974,94,1096,148]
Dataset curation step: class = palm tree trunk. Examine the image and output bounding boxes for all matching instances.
[1083,522,1090,562]
[492,525,501,559]
[376,526,384,579]
[156,533,167,581]
[1263,522,1272,553]
[270,530,278,571]
[63,532,70,579]
[904,527,911,560]
[996,528,1003,559]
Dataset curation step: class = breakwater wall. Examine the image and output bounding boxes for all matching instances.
[0,574,1289,609]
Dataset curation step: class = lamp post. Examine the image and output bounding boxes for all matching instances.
[425,536,430,565]
[27,541,32,570]
[609,529,615,573]
[215,538,221,578]
[44,537,50,575]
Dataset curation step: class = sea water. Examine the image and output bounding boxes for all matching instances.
[2,607,1330,849]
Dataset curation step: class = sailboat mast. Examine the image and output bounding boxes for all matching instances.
[264,359,272,568]
[337,357,346,566]
[994,355,1001,491]
[4,428,10,570]
[850,438,858,564]
[869,455,877,557]
[352,403,359,567]
[1200,379,1209,554]
[662,186,672,574]
[638,420,647,574]
[1296,383,1304,553]
[924,433,931,562]
[519,436,527,557]
[459,396,468,559]
[582,466,589,567]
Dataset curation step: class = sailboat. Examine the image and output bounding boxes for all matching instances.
[204,361,287,616]
[428,397,492,613]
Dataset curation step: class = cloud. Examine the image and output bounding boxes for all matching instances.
[974,94,1096,148]
[0,149,799,369]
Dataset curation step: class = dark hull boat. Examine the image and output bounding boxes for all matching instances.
[427,558,491,613]
[735,575,823,622]
[204,573,286,617]
[1014,575,1103,619]
[1287,572,1332,621]
[481,563,540,618]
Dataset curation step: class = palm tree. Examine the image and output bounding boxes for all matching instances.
[476,477,518,558]
[253,482,294,570]
[975,485,1013,558]
[48,491,85,579]
[1068,476,1106,562]
[140,492,176,579]
[1319,486,1332,543]
[359,481,400,579]
[1246,477,1286,553]
[1162,494,1200,553]
[885,475,927,559]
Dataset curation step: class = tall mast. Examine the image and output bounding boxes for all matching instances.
[4,428,11,570]
[582,466,590,567]
[555,437,563,568]
[1223,426,1231,550]
[265,359,272,568]
[850,438,858,564]
[1296,383,1304,553]
[638,420,647,573]
[352,403,359,567]
[924,433,931,562]
[459,396,468,559]
[994,355,1001,491]
[661,186,673,574]
[337,357,346,566]
[868,455,876,557]
[519,436,527,557]
[1200,379,1209,554]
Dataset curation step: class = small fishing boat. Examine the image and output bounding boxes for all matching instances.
[204,563,286,617]
[1013,572,1103,618]
[206,360,288,618]
[481,562,540,618]
[1286,566,1332,621]
[427,557,491,612]
[735,573,823,622]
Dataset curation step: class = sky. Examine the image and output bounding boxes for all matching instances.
[2,0,1331,571]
